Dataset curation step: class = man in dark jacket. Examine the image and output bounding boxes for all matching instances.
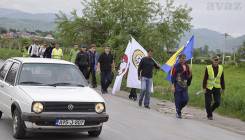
[97,46,115,94]
[203,55,225,120]
[171,54,192,118]
[75,45,90,80]
[43,42,54,58]
[87,44,97,88]
[138,49,160,109]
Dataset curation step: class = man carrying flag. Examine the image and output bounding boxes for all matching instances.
[138,49,161,109]
[171,54,192,118]
[161,35,194,118]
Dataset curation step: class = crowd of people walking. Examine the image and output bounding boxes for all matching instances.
[22,38,225,120]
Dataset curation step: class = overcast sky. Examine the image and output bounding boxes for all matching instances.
[0,0,244,37]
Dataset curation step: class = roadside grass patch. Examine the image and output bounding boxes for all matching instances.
[0,48,22,59]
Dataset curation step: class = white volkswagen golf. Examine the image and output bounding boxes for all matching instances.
[0,58,109,139]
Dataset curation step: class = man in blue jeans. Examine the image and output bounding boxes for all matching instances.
[138,49,160,109]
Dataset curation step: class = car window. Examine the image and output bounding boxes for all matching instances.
[5,63,20,85]
[18,63,88,86]
[0,60,13,80]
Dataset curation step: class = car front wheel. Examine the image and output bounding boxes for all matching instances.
[12,109,26,139]
[88,126,102,137]
[0,111,2,119]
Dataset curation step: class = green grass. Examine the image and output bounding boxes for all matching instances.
[0,48,22,59]
[152,64,245,121]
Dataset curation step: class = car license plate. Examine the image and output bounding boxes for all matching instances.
[55,119,85,126]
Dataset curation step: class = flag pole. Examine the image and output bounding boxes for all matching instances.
[152,58,161,67]
[191,57,193,69]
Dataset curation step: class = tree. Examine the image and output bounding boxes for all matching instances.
[157,0,192,53]
[193,48,202,58]
[0,27,7,34]
[9,28,17,33]
[55,0,192,62]
[204,45,209,56]
[237,42,245,61]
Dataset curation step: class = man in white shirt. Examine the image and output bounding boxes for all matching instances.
[28,39,40,57]
[39,43,47,58]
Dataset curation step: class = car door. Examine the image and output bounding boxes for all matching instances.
[1,62,20,117]
[0,60,13,114]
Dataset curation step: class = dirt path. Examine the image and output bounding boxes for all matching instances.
[113,89,245,136]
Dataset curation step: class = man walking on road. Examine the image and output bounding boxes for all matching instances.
[138,49,160,109]
[203,55,225,120]
[97,46,115,94]
[51,42,63,59]
[87,44,98,88]
[39,43,47,58]
[171,54,192,118]
[28,39,40,57]
[43,42,54,58]
[75,45,90,80]
[70,44,79,63]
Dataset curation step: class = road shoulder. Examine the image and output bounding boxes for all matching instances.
[112,89,245,136]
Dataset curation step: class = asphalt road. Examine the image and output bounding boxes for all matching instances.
[0,94,245,140]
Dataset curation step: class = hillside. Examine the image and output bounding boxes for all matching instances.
[180,28,245,52]
[0,17,55,31]
[0,8,56,31]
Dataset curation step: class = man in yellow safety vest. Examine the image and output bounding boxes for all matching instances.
[203,55,225,120]
[52,42,63,59]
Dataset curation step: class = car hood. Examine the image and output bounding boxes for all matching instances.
[17,86,105,103]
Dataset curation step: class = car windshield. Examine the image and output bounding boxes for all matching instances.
[18,63,88,87]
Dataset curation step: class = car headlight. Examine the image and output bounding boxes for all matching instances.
[95,103,105,114]
[32,102,44,114]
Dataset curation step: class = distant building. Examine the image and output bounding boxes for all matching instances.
[2,32,15,39]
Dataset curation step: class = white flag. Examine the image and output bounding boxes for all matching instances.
[127,37,153,92]
[112,42,132,94]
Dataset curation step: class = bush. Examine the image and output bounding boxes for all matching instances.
[0,48,22,60]
[193,59,201,64]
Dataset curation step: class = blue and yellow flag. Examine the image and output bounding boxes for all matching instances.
[161,35,194,81]
[161,46,184,73]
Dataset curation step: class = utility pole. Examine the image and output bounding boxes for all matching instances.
[223,33,229,64]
